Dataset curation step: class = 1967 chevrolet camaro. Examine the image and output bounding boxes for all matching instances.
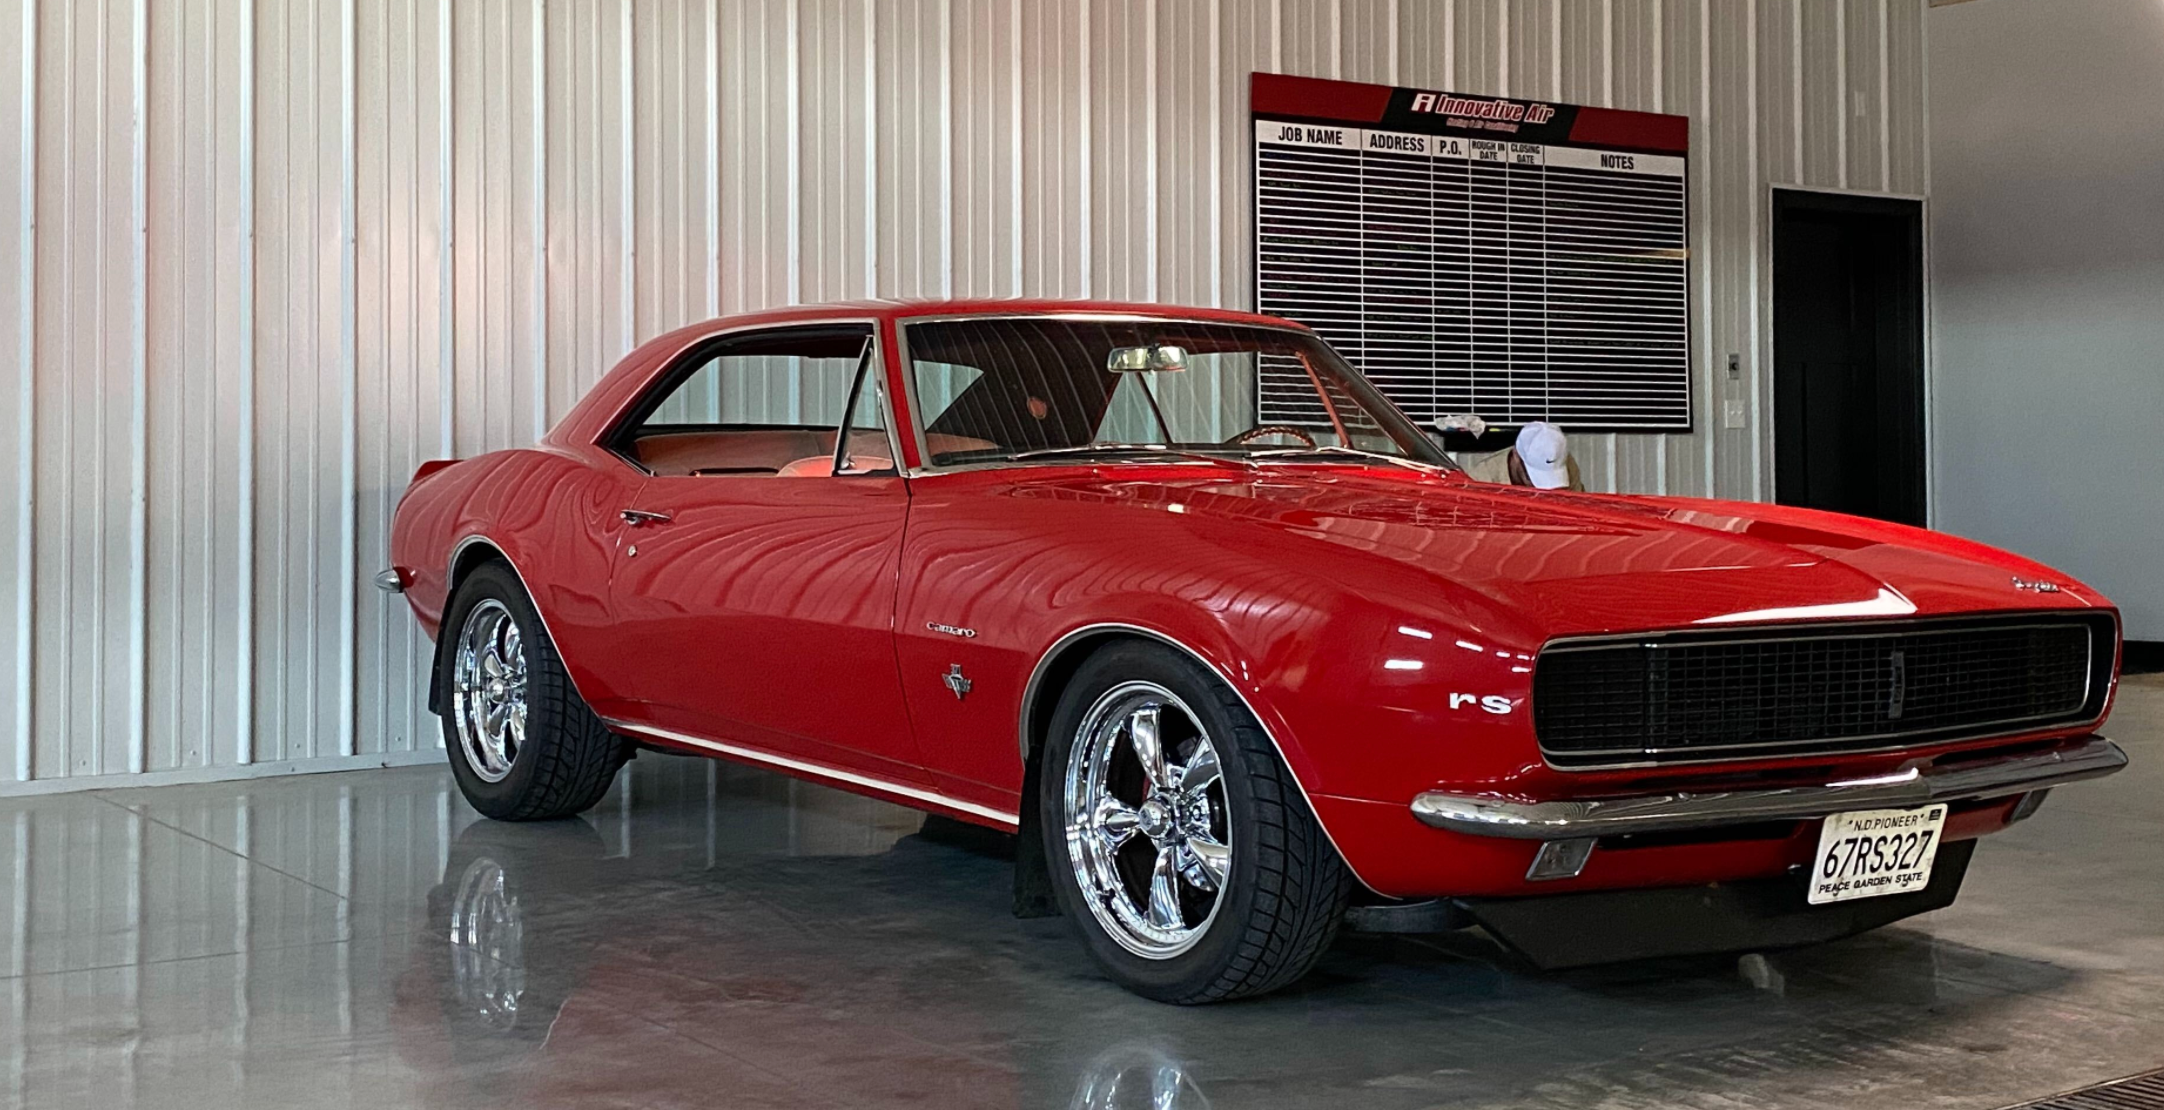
[385,299,2127,1003]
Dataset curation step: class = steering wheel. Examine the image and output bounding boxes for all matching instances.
[1229,424,1318,448]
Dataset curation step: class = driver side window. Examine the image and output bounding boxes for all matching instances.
[616,325,891,478]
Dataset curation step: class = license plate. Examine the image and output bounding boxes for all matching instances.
[1807,805,1948,905]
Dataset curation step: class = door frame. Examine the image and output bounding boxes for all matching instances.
[597,319,929,779]
[1766,185,1932,527]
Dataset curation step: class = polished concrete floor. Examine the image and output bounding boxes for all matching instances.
[2,679,2159,1110]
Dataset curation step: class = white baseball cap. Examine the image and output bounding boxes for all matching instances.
[1516,421,1570,489]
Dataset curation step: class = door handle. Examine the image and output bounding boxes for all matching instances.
[620,508,673,527]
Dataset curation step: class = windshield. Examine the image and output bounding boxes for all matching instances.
[902,317,1454,469]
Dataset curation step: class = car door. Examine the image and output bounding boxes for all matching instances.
[605,322,928,785]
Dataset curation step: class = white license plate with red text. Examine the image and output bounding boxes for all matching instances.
[1807,805,1947,905]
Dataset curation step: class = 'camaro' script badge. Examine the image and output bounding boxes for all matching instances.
[2010,576,2061,593]
[943,664,973,700]
[927,622,978,638]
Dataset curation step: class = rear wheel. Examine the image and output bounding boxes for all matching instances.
[1040,641,1352,1003]
[439,562,626,820]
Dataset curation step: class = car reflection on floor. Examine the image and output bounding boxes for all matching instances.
[396,798,1219,1109]
[384,751,2108,1110]
[7,708,2159,1110]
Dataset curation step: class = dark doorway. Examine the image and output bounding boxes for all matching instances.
[1772,190,1926,526]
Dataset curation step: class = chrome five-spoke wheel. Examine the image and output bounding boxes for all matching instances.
[1063,681,1232,959]
[452,599,528,783]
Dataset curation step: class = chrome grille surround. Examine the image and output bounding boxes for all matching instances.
[1532,612,2117,770]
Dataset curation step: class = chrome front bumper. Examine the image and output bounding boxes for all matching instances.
[1411,737,2125,873]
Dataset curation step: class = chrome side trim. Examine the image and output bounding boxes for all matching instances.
[1412,736,2127,840]
[604,719,1020,827]
[1017,621,1381,894]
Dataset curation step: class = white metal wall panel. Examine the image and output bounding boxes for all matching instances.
[251,0,349,767]
[798,0,873,304]
[717,0,796,313]
[1558,0,1612,493]
[1339,0,1396,85]
[947,0,1019,298]
[1087,0,1152,303]
[354,0,449,762]
[1710,0,1761,502]
[875,0,952,299]
[633,0,719,334]
[547,0,634,419]
[1277,0,1337,80]
[0,0,1930,793]
[30,0,145,782]
[1800,0,1843,189]
[146,0,251,772]
[1456,0,1506,92]
[1215,0,1273,330]
[1661,0,1706,498]
[1153,0,1220,309]
[1843,0,1885,192]
[1395,0,1449,87]
[450,0,541,457]
[1611,0,1667,494]
[1,0,33,786]
[1885,0,1925,194]
[1019,0,1091,298]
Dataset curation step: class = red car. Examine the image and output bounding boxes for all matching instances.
[385,299,2126,1003]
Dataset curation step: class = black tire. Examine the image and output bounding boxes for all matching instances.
[438,561,626,820]
[1038,641,1353,1003]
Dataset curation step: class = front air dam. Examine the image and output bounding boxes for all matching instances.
[1453,839,1976,970]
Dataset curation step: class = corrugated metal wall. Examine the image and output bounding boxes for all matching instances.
[0,0,1929,794]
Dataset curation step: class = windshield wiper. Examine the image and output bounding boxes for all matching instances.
[1251,446,1456,475]
[1006,444,1249,467]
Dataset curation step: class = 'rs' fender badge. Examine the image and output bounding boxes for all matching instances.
[943,664,973,700]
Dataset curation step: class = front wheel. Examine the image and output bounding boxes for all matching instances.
[438,562,626,820]
[1040,641,1352,1003]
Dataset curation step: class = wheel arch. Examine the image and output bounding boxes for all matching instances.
[1014,621,1377,896]
[429,537,511,715]
[429,535,593,717]
[448,534,509,590]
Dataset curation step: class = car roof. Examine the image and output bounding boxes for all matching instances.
[682,297,1309,331]
[548,298,1311,454]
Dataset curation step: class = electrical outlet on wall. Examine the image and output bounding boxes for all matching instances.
[1723,397,1747,429]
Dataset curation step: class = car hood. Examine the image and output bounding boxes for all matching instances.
[1033,466,2109,641]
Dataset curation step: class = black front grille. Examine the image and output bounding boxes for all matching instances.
[1533,613,2114,767]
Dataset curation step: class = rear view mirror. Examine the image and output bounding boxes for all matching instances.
[1106,345,1188,373]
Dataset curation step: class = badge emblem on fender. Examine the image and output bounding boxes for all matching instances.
[943,664,973,700]
[1450,693,1515,715]
[2009,576,2061,593]
[927,622,978,638]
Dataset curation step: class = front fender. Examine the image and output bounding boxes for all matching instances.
[392,448,644,718]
